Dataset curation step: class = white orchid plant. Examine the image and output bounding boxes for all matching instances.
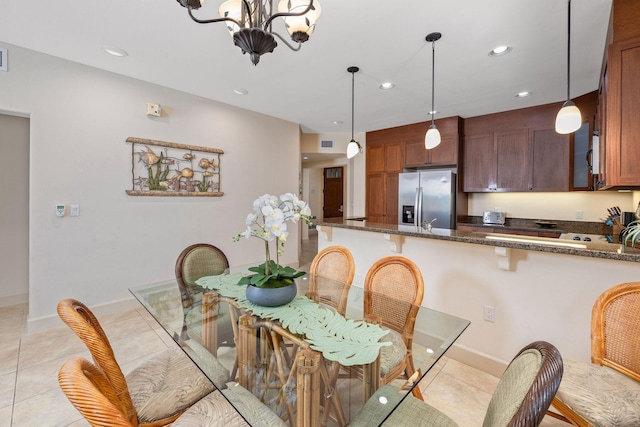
[233,193,313,288]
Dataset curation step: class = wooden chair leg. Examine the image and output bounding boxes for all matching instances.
[296,349,321,427]
[548,396,591,427]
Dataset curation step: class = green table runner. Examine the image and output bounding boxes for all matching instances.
[196,273,390,366]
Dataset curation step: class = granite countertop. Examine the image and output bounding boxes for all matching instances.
[316,218,640,263]
[457,216,612,236]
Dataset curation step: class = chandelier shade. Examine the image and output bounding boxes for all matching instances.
[555,0,581,134]
[278,0,321,43]
[425,32,442,149]
[178,0,321,65]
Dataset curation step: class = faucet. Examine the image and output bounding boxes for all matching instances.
[421,218,437,232]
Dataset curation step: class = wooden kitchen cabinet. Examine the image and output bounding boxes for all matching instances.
[365,139,403,224]
[464,129,544,192]
[463,134,495,191]
[598,35,640,188]
[595,0,640,189]
[404,117,462,168]
[495,129,531,191]
[532,128,570,191]
[462,100,591,193]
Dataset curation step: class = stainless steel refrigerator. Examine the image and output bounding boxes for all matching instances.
[398,169,456,229]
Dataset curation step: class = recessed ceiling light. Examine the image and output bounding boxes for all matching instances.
[233,89,248,95]
[332,120,343,125]
[515,91,532,98]
[379,82,395,90]
[489,45,512,57]
[104,46,128,57]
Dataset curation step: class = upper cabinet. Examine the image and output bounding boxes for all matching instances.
[596,0,640,189]
[463,93,597,192]
[403,117,462,168]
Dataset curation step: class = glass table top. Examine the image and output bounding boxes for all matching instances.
[130,268,469,427]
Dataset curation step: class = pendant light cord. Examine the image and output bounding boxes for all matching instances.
[351,69,355,141]
[566,0,571,101]
[431,40,436,126]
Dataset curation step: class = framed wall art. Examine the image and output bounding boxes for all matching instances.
[125,137,224,197]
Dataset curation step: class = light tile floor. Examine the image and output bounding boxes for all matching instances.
[0,232,569,426]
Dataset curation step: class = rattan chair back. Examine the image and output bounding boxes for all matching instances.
[308,246,355,315]
[364,256,424,340]
[59,357,138,427]
[591,281,640,381]
[362,256,424,383]
[175,243,229,308]
[484,341,563,427]
[57,299,136,423]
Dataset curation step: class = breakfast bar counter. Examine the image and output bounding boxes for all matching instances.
[317,218,640,263]
[313,218,639,377]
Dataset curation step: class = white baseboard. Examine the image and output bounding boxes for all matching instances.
[445,343,509,378]
[0,292,28,308]
[413,327,509,378]
[26,296,141,335]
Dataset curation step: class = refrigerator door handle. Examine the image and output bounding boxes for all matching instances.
[413,188,420,226]
[417,187,423,226]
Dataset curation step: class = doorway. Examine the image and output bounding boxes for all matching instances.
[323,166,344,218]
[0,113,29,305]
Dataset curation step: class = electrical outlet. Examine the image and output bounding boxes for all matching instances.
[576,210,583,219]
[483,305,495,322]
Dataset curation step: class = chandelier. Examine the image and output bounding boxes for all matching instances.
[176,0,322,65]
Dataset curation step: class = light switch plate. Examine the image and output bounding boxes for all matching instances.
[70,204,80,217]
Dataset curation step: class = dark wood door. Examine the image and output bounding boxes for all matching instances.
[323,167,343,218]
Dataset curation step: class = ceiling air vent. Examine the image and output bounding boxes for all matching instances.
[0,48,7,72]
[320,140,334,149]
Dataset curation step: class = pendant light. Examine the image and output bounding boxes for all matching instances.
[555,0,582,134]
[346,66,362,159]
[425,32,442,149]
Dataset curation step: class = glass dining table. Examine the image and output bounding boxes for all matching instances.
[130,267,470,427]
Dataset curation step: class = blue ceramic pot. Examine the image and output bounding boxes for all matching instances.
[245,282,297,307]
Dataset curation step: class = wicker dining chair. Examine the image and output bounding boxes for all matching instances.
[349,341,563,427]
[307,245,355,315]
[58,357,287,427]
[175,243,239,353]
[57,299,216,426]
[175,243,229,308]
[550,281,640,426]
[364,255,425,385]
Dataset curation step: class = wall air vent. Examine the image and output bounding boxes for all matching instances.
[0,48,7,72]
[320,140,334,149]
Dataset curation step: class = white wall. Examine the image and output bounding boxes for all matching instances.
[469,191,638,222]
[0,43,303,329]
[317,227,640,375]
[0,113,29,304]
